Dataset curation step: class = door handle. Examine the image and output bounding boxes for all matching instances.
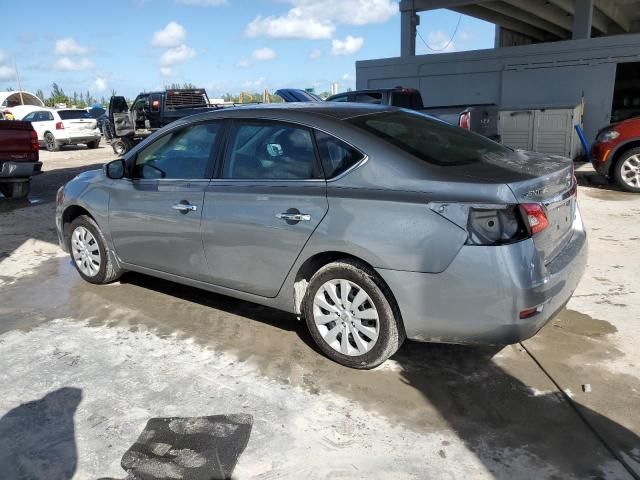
[172,203,198,212]
[276,212,311,222]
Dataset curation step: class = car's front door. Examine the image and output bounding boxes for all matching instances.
[201,119,328,297]
[108,120,223,280]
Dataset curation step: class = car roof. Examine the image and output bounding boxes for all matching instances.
[202,102,398,121]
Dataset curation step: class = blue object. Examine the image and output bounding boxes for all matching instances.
[575,124,589,154]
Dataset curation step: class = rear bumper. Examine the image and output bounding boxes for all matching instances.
[378,208,588,345]
[0,161,43,179]
[54,130,101,145]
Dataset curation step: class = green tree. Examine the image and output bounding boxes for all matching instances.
[35,89,45,102]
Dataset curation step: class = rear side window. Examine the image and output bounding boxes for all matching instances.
[390,91,424,109]
[328,95,348,102]
[223,122,320,180]
[315,131,364,178]
[58,110,91,120]
[133,122,220,179]
[348,110,510,166]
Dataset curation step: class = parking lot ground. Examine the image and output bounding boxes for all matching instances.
[0,147,639,479]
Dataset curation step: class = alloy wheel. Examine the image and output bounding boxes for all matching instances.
[621,154,640,189]
[71,226,101,277]
[312,279,380,356]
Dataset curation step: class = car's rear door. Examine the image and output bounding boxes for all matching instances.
[201,119,328,297]
[108,120,223,280]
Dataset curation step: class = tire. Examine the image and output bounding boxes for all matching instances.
[87,140,100,149]
[613,148,640,193]
[44,132,59,152]
[304,259,405,369]
[68,215,122,284]
[111,138,131,156]
[0,181,30,199]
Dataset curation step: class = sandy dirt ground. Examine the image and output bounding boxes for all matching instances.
[0,146,638,479]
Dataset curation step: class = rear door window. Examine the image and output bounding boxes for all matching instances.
[223,121,321,180]
[315,131,364,178]
[133,122,221,179]
[348,110,510,166]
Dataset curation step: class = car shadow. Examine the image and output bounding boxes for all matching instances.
[0,387,81,480]
[118,271,321,355]
[391,340,640,478]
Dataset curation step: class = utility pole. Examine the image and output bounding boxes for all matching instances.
[13,56,24,105]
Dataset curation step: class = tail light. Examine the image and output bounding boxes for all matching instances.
[519,203,549,235]
[467,206,528,245]
[55,121,65,130]
[30,130,39,153]
[459,111,471,130]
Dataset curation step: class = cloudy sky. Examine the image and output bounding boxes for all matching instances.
[0,0,494,99]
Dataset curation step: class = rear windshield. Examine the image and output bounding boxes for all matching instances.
[58,110,91,120]
[347,110,510,166]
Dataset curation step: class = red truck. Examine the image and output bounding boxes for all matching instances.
[0,120,41,199]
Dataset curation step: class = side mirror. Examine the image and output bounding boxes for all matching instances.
[105,159,125,179]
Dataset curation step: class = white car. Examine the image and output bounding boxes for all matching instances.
[22,108,101,152]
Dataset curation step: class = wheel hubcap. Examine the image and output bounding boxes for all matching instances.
[71,226,101,277]
[313,279,380,356]
[621,154,640,188]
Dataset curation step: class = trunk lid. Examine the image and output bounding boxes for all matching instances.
[441,149,576,264]
[504,151,576,265]
[57,110,97,132]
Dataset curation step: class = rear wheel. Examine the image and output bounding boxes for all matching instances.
[86,140,100,149]
[614,148,640,193]
[304,259,405,369]
[0,181,30,199]
[69,215,122,284]
[44,132,59,152]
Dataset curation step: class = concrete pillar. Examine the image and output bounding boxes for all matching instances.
[494,25,502,48]
[401,10,419,57]
[572,0,594,39]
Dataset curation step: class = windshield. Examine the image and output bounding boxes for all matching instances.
[348,110,511,166]
[58,110,92,120]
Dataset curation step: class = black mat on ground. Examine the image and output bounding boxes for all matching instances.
[115,414,253,480]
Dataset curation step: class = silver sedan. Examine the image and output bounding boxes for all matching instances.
[55,104,587,368]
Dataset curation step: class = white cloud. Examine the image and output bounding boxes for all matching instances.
[251,47,276,61]
[160,67,174,76]
[160,44,196,65]
[54,38,89,55]
[331,35,363,55]
[244,0,395,39]
[94,77,108,91]
[53,57,95,71]
[176,0,227,4]
[0,50,6,63]
[242,77,266,89]
[151,22,186,47]
[0,65,16,81]
[309,49,322,60]
[246,12,334,39]
[236,59,250,68]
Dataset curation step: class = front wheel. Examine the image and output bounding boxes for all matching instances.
[614,148,640,193]
[304,259,405,369]
[86,140,100,149]
[111,138,131,156]
[69,215,122,284]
